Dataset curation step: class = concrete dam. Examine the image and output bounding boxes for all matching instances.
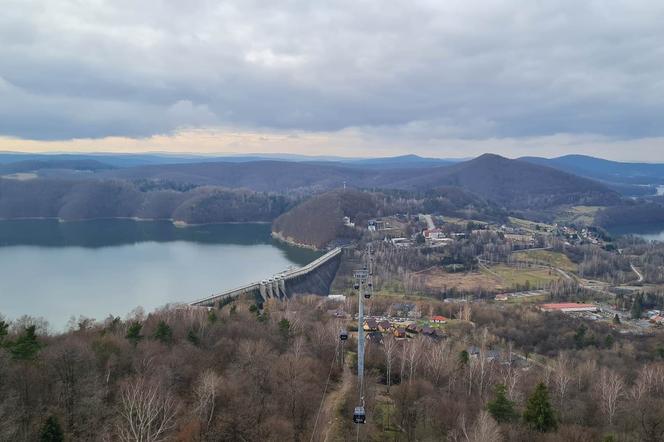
[190,247,342,308]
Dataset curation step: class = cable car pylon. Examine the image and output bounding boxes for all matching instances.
[353,244,374,426]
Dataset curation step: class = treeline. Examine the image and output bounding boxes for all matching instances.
[595,201,664,228]
[564,245,633,284]
[0,299,340,441]
[3,296,664,440]
[0,178,294,224]
[354,301,664,441]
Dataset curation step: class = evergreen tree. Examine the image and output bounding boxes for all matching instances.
[186,329,200,346]
[278,318,291,339]
[125,322,143,346]
[523,382,557,432]
[458,350,469,365]
[0,319,8,345]
[39,416,64,442]
[604,334,615,348]
[612,314,620,325]
[153,320,173,345]
[631,293,644,319]
[574,324,587,349]
[207,310,218,324]
[487,384,517,423]
[10,325,42,360]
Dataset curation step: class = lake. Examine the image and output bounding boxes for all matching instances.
[0,219,320,330]
[609,222,664,242]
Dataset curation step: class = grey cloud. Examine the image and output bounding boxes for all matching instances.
[1,0,664,142]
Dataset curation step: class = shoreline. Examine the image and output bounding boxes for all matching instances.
[271,230,320,251]
[0,216,272,227]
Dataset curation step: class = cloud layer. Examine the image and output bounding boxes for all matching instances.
[1,0,664,158]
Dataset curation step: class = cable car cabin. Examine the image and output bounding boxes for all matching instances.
[353,407,366,424]
[364,292,371,299]
[368,282,373,288]
[340,330,349,341]
[353,283,360,290]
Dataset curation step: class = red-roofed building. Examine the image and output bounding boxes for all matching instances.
[431,315,447,324]
[540,303,599,313]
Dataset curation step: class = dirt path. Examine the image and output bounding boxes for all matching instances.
[630,263,644,283]
[320,363,354,442]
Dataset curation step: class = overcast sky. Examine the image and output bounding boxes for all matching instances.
[2,0,664,160]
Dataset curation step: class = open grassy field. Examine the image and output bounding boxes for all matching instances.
[511,249,577,272]
[554,205,603,225]
[418,263,563,293]
[508,217,555,234]
[420,268,502,292]
[483,264,562,290]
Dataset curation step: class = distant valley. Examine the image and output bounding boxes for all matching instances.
[1,152,663,247]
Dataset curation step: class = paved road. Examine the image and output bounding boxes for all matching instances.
[630,263,644,283]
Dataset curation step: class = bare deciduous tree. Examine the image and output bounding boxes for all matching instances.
[117,377,178,442]
[552,352,573,410]
[596,368,625,427]
[383,334,398,390]
[194,370,222,433]
[459,411,503,442]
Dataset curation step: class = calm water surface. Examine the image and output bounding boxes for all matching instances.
[0,220,320,330]
[609,222,664,242]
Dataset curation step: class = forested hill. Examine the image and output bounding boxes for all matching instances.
[0,153,625,225]
[0,179,292,224]
[272,189,376,248]
[389,154,621,209]
[99,154,620,209]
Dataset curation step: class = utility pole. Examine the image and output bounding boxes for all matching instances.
[354,268,367,401]
[354,244,374,406]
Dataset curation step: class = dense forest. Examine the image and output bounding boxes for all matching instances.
[0,179,293,224]
[2,296,664,441]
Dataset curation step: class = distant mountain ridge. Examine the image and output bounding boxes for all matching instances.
[0,152,630,223]
[520,154,664,186]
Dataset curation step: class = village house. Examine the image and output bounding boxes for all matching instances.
[495,294,509,301]
[468,346,502,362]
[431,315,447,324]
[363,318,379,332]
[393,328,407,339]
[406,323,421,334]
[649,315,664,325]
[378,320,392,333]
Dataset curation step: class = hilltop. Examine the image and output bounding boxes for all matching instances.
[388,154,621,209]
[272,189,377,248]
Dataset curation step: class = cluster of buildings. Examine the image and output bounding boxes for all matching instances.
[647,310,664,325]
[554,225,602,246]
[362,315,447,341]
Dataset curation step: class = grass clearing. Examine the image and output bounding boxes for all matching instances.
[485,264,561,290]
[554,205,604,225]
[512,249,577,272]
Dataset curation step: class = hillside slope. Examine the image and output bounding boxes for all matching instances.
[389,154,621,209]
[0,179,292,223]
[272,189,377,248]
[521,155,664,186]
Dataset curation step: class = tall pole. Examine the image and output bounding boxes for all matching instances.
[355,244,373,406]
[355,270,366,404]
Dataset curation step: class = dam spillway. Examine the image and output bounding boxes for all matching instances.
[190,247,342,307]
